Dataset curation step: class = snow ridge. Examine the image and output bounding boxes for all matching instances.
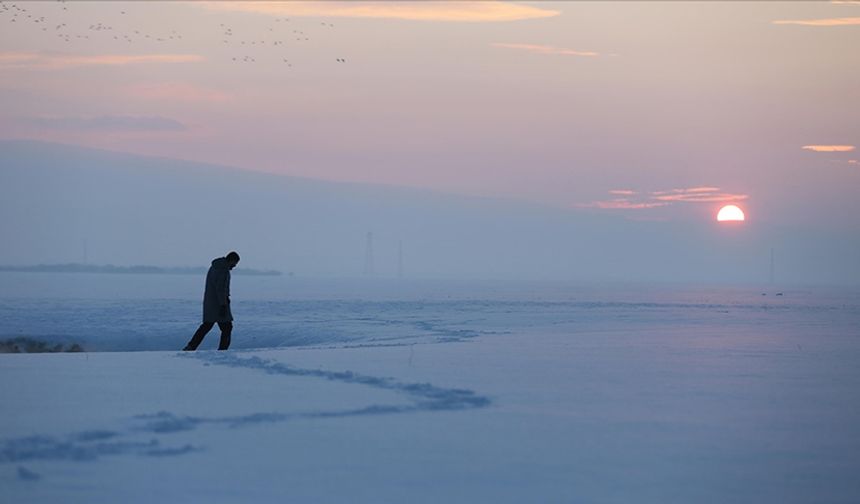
[187,352,492,412]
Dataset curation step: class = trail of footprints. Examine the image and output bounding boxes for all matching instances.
[0,352,490,480]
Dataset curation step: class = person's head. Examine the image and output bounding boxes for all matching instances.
[226,251,240,269]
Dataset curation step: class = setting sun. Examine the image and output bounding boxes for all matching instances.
[717,205,745,222]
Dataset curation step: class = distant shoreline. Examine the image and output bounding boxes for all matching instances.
[0,264,282,276]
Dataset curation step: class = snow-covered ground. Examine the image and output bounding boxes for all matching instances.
[2,276,859,503]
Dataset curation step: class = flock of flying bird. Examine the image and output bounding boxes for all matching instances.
[0,0,349,68]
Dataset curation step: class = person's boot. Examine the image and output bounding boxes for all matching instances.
[217,323,232,351]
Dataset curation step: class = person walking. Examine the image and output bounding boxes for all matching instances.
[183,251,240,351]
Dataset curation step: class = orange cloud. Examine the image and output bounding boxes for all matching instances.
[491,43,599,57]
[579,199,668,210]
[652,192,749,203]
[127,82,231,103]
[199,1,559,22]
[683,186,721,193]
[0,52,204,71]
[0,53,37,65]
[651,187,720,196]
[584,186,748,210]
[772,17,860,26]
[802,145,856,152]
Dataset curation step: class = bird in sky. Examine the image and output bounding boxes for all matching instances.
[2,1,348,70]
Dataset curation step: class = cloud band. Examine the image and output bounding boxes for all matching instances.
[199,1,559,22]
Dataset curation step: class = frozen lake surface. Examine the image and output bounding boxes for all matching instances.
[1,273,859,502]
[1,272,856,352]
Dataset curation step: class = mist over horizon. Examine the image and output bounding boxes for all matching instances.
[1,139,856,286]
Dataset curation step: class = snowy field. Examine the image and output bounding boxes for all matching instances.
[2,273,860,503]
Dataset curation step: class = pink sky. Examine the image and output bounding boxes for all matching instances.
[1,1,858,229]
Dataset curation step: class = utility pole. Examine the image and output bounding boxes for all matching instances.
[397,240,403,279]
[363,232,374,277]
[769,248,775,285]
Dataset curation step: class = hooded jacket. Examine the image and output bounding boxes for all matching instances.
[202,257,232,323]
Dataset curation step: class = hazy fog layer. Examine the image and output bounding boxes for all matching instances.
[1,140,857,285]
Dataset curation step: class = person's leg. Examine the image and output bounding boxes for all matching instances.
[217,321,233,350]
[183,322,215,351]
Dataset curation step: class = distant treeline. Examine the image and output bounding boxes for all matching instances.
[0,263,282,276]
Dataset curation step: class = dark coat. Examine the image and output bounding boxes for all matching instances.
[202,257,232,323]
